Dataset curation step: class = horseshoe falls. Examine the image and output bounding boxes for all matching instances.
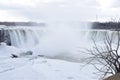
[0,23,119,61]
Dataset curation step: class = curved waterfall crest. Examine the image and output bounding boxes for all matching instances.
[0,26,119,47]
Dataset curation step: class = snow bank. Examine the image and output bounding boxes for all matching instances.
[0,57,97,80]
[0,42,33,57]
[0,43,22,57]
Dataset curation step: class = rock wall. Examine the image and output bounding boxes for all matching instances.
[0,29,11,45]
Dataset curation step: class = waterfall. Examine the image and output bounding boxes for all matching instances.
[0,25,119,61]
[85,30,118,42]
[0,27,45,49]
[0,27,119,48]
[0,25,117,61]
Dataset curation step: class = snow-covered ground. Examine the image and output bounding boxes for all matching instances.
[0,43,98,80]
[0,57,97,80]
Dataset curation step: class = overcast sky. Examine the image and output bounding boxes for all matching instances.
[0,0,120,22]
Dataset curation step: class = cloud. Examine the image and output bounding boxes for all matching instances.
[0,10,29,21]
[0,0,100,22]
[110,0,120,8]
[0,0,119,22]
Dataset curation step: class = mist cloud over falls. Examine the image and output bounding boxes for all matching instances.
[35,24,83,57]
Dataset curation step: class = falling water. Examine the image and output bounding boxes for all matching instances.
[0,24,119,62]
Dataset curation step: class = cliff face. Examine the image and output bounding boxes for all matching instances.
[0,29,11,45]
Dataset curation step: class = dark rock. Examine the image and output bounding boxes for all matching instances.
[19,51,33,57]
[38,55,45,57]
[26,51,33,55]
[11,54,18,58]
[0,29,11,46]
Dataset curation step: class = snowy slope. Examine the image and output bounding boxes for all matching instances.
[0,42,99,80]
[0,57,97,80]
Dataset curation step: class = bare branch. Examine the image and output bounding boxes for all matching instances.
[84,31,120,79]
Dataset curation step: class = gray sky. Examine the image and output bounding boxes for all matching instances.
[0,0,120,22]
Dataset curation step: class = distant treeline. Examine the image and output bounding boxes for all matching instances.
[0,22,46,26]
[92,22,120,30]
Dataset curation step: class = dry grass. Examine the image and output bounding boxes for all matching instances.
[104,73,120,80]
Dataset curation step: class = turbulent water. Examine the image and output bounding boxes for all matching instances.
[0,24,119,62]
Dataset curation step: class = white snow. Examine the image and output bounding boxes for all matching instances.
[0,57,97,80]
[0,42,29,57]
[0,42,21,57]
[0,42,99,80]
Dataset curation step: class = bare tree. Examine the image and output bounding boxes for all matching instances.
[85,31,120,78]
